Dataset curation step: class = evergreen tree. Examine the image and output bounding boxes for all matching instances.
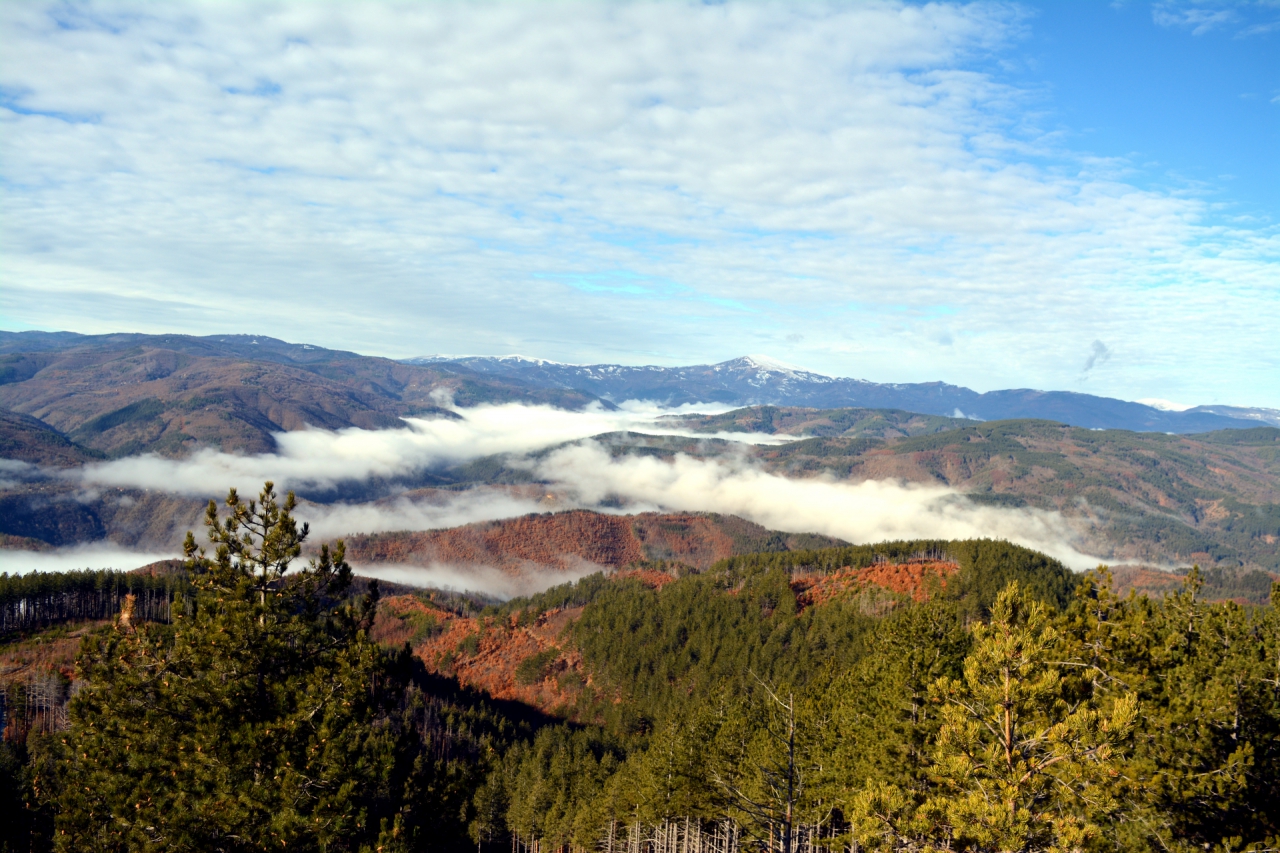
[42,483,414,853]
[825,601,970,803]
[853,583,1136,852]
[1058,568,1280,850]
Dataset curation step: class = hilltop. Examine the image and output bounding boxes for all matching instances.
[344,509,845,583]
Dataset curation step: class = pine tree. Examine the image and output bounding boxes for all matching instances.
[852,583,1136,852]
[1058,568,1280,850]
[42,483,413,853]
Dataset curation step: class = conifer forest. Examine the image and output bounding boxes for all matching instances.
[1,483,1278,852]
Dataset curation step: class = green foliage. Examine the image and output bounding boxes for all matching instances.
[0,739,50,853]
[716,538,1075,614]
[480,725,622,850]
[1199,427,1280,446]
[918,584,1134,851]
[70,399,166,436]
[42,483,413,852]
[515,649,559,686]
[823,601,971,801]
[1057,569,1280,850]
[495,557,1280,853]
[6,518,1279,852]
[0,569,185,637]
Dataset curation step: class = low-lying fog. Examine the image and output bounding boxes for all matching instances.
[3,402,1103,594]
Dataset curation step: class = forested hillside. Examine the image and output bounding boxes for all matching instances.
[345,510,845,580]
[2,485,1277,851]
[668,409,1280,571]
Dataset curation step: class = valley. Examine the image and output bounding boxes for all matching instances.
[2,331,1279,579]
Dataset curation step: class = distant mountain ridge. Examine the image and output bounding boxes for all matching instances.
[0,331,608,457]
[406,354,1273,434]
[1,332,1271,437]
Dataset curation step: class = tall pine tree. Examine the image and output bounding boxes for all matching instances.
[42,483,414,853]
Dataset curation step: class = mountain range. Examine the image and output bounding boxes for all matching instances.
[2,330,1279,577]
[409,353,1280,434]
[5,331,1275,437]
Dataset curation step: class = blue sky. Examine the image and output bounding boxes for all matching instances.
[1,1,1277,407]
[1018,1,1277,218]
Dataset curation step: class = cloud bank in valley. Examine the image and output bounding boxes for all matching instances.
[0,543,176,576]
[532,442,1097,571]
[69,402,785,497]
[14,403,1105,588]
[353,559,606,601]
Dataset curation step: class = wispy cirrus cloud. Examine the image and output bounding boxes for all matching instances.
[0,2,1276,406]
[1151,0,1280,35]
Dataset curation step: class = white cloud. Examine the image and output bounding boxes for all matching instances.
[68,401,785,496]
[61,405,1102,577]
[533,441,1099,571]
[0,543,174,575]
[350,560,601,600]
[0,1,1275,406]
[299,488,547,541]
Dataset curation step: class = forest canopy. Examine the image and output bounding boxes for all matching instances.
[0,485,1277,852]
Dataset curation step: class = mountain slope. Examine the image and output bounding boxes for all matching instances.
[412,354,1266,433]
[0,332,609,456]
[344,509,846,580]
[700,414,1280,570]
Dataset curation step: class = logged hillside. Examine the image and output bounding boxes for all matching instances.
[345,509,846,580]
[373,538,1074,726]
[6,515,1276,851]
[0,332,606,457]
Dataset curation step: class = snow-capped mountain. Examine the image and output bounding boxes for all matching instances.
[403,354,1272,434]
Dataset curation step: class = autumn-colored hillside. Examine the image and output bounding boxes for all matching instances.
[791,559,959,608]
[344,509,846,583]
[695,414,1280,571]
[374,557,961,720]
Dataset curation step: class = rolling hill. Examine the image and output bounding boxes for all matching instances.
[344,509,845,581]
[0,332,608,457]
[665,409,1280,570]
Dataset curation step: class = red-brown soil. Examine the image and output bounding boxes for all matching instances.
[1109,566,1186,599]
[376,559,961,720]
[611,567,677,589]
[1109,564,1278,606]
[344,509,835,581]
[791,560,959,609]
[375,594,588,712]
[0,621,104,684]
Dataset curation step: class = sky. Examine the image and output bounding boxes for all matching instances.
[1,1,1277,407]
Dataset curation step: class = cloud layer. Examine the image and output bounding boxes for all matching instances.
[0,2,1276,406]
[532,441,1097,571]
[39,405,1102,585]
[70,402,785,496]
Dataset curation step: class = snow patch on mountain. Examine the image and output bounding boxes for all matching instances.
[1137,398,1195,412]
[739,354,829,377]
